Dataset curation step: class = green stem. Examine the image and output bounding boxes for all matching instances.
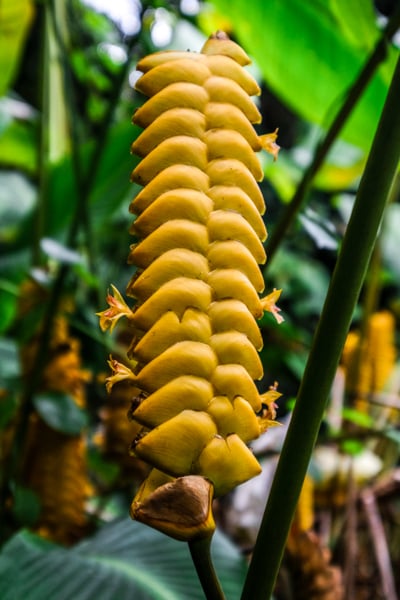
[241,54,400,600]
[189,536,226,600]
[33,5,51,267]
[266,5,400,265]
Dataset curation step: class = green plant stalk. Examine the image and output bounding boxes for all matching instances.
[189,536,226,600]
[241,54,400,600]
[266,4,400,265]
[33,6,51,267]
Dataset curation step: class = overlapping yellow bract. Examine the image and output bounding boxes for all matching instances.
[99,32,283,540]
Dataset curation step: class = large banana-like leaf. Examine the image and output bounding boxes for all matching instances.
[208,0,399,153]
[0,518,246,599]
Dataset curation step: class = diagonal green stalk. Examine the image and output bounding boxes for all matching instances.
[241,54,400,600]
[266,4,400,265]
[189,536,226,600]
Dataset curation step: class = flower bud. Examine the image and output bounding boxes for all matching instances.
[131,474,215,542]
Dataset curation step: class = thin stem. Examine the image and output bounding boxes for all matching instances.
[266,5,400,265]
[361,488,398,600]
[342,468,358,599]
[33,6,51,267]
[188,536,226,600]
[241,54,400,600]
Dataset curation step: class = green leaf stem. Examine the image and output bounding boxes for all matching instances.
[242,53,400,600]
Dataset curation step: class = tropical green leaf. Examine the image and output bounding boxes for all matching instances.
[0,0,35,95]
[33,391,88,435]
[328,0,378,49]
[0,289,18,334]
[208,0,399,153]
[264,249,331,317]
[342,407,374,428]
[0,388,18,429]
[263,121,366,194]
[43,122,139,238]
[339,439,365,455]
[0,116,37,173]
[10,484,41,527]
[0,519,247,600]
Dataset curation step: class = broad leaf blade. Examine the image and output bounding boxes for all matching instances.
[0,519,247,600]
[209,0,399,152]
[0,0,34,95]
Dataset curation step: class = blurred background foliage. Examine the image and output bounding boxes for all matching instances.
[0,1,400,598]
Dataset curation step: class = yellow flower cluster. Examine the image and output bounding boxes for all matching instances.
[23,417,92,545]
[342,310,396,411]
[97,378,150,483]
[99,32,282,540]
[19,291,92,545]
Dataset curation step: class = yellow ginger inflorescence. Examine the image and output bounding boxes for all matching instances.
[99,32,282,540]
[97,378,150,484]
[23,417,92,545]
[19,287,93,545]
[341,311,396,411]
